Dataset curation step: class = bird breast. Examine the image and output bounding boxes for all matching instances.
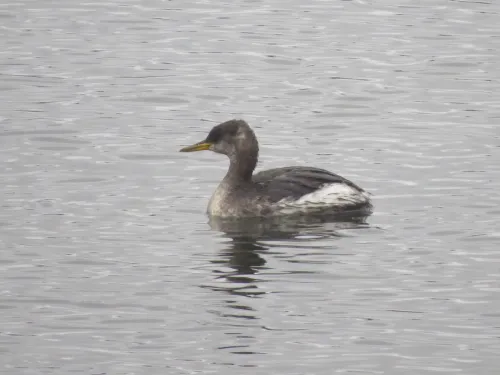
[207,182,229,216]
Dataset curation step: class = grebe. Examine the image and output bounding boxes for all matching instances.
[180,119,372,218]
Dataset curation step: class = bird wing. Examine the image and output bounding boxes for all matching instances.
[252,166,365,203]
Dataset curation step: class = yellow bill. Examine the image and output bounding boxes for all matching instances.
[179,141,212,152]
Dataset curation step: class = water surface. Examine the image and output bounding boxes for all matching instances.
[1,0,499,374]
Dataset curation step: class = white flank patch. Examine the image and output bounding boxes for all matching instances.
[277,183,370,213]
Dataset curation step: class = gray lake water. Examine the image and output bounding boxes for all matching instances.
[1,0,500,374]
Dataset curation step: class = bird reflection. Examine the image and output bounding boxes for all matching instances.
[208,234,268,299]
[210,210,370,242]
[209,211,370,291]
[205,212,370,324]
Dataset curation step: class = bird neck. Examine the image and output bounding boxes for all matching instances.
[226,149,258,183]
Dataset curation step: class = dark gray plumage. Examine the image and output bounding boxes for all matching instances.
[180,119,372,217]
[253,166,365,203]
